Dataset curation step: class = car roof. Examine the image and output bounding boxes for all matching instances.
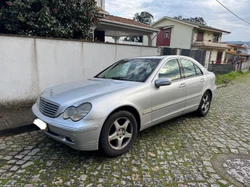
[133,55,197,61]
[132,55,203,69]
[134,56,165,59]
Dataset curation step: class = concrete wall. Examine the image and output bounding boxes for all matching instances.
[0,35,160,106]
[147,19,193,49]
[209,50,226,64]
[242,61,250,70]
[210,50,217,63]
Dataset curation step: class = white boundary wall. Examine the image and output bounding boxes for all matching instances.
[0,35,160,106]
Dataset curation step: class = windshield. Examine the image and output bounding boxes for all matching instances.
[95,58,161,82]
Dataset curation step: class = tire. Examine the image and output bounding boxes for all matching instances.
[100,111,138,157]
[197,91,212,117]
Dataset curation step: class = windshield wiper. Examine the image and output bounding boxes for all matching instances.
[109,77,128,80]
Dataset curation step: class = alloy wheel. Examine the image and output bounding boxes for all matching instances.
[108,117,133,150]
[201,94,210,113]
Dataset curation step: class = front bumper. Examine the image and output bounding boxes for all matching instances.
[211,85,217,100]
[32,103,106,151]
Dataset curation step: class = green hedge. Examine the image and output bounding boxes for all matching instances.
[0,0,98,39]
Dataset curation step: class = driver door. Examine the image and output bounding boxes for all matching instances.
[151,58,186,124]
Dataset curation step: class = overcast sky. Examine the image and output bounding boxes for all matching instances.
[105,0,250,42]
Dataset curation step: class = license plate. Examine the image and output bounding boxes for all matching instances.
[33,119,48,131]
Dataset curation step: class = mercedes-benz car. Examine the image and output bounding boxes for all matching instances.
[32,55,216,157]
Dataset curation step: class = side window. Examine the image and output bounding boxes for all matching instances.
[158,59,181,81]
[194,64,203,76]
[181,59,197,78]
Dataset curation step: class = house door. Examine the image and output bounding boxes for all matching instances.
[216,52,223,64]
[156,28,172,46]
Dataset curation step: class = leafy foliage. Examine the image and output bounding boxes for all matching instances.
[133,11,154,25]
[123,35,142,42]
[124,11,154,42]
[174,16,207,26]
[216,70,250,85]
[0,0,99,39]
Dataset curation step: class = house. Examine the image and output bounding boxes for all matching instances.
[144,16,231,64]
[92,0,159,46]
[225,44,250,64]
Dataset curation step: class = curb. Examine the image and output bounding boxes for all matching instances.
[0,124,39,138]
[217,84,227,89]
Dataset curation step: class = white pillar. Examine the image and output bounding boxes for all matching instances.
[147,35,153,46]
[91,25,97,41]
[176,48,181,55]
[112,36,120,43]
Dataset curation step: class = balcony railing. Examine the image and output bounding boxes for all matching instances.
[194,39,220,43]
[193,40,230,49]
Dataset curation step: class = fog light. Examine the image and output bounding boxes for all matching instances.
[65,137,74,143]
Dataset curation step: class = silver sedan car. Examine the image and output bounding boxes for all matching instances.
[32,55,216,156]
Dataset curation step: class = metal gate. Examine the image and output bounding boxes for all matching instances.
[161,48,207,66]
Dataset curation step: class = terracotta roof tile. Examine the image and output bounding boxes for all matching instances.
[97,7,110,15]
[102,15,155,29]
[228,44,248,48]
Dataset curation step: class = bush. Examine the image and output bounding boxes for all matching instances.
[0,0,99,39]
[216,70,250,85]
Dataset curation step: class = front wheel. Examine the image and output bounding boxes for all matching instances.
[100,111,138,157]
[197,91,211,117]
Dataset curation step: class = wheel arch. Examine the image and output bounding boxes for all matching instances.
[98,105,141,148]
[105,105,141,132]
[205,89,213,99]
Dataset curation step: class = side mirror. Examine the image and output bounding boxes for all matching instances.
[155,78,172,88]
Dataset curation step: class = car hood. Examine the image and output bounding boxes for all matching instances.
[41,78,139,106]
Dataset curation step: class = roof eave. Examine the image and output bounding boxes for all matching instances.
[153,16,231,34]
[99,19,159,32]
[152,16,199,28]
[198,27,231,34]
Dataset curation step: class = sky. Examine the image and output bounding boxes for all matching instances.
[105,0,250,42]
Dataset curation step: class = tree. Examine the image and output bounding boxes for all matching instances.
[174,16,207,26]
[133,11,154,25]
[124,11,154,42]
[0,0,99,39]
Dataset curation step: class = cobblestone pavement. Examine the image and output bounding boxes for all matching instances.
[1,75,250,187]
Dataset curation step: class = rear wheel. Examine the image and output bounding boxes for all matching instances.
[197,91,211,117]
[100,111,138,157]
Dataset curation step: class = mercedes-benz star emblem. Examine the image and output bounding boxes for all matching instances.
[50,89,53,96]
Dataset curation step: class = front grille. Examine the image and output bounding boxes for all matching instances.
[39,97,59,117]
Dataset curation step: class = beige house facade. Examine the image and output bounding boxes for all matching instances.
[146,16,231,64]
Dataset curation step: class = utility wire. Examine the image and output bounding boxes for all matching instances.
[215,0,250,25]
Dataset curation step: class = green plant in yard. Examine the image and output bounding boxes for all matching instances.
[0,0,98,39]
[216,70,250,85]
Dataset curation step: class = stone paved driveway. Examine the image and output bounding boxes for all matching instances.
[0,75,250,187]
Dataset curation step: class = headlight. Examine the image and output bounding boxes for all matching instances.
[63,103,92,122]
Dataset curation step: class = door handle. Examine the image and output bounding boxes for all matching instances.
[179,83,186,88]
[200,78,205,82]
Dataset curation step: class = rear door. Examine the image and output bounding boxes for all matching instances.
[179,58,206,111]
